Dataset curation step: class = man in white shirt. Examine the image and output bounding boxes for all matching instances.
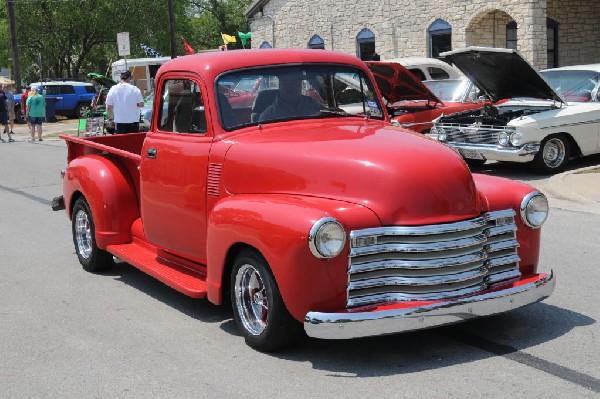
[106,70,144,134]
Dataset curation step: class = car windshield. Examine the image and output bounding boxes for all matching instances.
[540,69,599,102]
[423,79,479,102]
[215,64,384,130]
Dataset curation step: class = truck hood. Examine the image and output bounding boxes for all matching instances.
[222,121,483,225]
[366,61,442,105]
[440,47,564,104]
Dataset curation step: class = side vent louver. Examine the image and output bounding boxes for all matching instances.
[207,163,223,197]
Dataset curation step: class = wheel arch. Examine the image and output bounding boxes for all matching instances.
[63,154,140,249]
[205,194,380,322]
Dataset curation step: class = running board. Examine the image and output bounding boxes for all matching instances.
[107,242,207,298]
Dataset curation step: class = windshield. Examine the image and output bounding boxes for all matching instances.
[540,69,599,102]
[423,79,479,102]
[215,64,384,130]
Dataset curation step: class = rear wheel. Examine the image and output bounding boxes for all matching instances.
[14,105,26,124]
[230,249,303,351]
[71,198,114,272]
[533,134,570,174]
[75,102,91,119]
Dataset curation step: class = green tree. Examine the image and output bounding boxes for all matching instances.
[189,0,252,49]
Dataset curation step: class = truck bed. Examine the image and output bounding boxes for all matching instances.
[61,132,147,163]
[61,133,146,195]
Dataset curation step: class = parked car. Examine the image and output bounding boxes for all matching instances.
[430,47,600,173]
[383,57,462,80]
[539,64,600,103]
[52,49,554,351]
[14,81,96,122]
[366,61,490,133]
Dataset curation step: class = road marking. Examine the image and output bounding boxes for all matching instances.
[0,184,52,206]
[445,329,600,393]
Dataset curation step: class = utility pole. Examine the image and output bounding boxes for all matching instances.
[6,0,21,91]
[167,0,176,58]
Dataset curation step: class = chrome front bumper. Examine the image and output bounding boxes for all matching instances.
[304,272,555,339]
[443,142,540,163]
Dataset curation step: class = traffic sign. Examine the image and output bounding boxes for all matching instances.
[117,32,130,56]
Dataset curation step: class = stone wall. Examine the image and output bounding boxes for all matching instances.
[248,0,600,70]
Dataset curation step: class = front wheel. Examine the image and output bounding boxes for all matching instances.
[533,134,570,174]
[71,198,114,272]
[230,249,303,351]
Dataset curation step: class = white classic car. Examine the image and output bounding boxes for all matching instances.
[430,47,600,173]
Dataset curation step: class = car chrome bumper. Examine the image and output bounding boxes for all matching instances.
[304,272,555,340]
[443,142,540,163]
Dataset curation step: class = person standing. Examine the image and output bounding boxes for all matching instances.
[3,84,16,141]
[26,86,45,142]
[105,70,144,134]
[0,85,11,143]
[21,85,30,130]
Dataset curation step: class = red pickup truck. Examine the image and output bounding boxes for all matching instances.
[53,49,555,351]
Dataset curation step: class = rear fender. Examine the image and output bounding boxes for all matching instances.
[206,194,380,322]
[64,154,139,249]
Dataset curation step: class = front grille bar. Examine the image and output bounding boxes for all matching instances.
[347,209,521,308]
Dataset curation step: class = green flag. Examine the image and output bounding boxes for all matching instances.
[238,31,252,47]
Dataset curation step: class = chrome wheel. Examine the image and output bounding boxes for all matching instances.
[234,264,269,336]
[71,198,113,272]
[74,209,92,259]
[542,137,566,168]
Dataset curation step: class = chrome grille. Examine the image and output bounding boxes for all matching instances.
[347,209,520,308]
[437,124,510,144]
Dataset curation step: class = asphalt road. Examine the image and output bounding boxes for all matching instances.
[1,138,599,398]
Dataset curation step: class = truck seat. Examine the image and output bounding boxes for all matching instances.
[251,89,279,122]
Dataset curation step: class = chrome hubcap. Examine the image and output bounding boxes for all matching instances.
[543,138,566,168]
[74,210,92,259]
[234,264,268,336]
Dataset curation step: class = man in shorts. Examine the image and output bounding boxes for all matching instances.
[26,86,46,142]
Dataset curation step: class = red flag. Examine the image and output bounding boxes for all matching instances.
[182,37,195,55]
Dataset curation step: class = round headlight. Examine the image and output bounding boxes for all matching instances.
[510,132,522,146]
[520,191,549,229]
[308,217,346,258]
[430,126,438,135]
[498,132,509,146]
[437,128,447,141]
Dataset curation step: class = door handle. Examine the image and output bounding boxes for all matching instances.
[147,148,157,159]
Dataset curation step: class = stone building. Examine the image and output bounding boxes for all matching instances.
[245,0,600,70]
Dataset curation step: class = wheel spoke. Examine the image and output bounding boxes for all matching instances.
[235,264,268,336]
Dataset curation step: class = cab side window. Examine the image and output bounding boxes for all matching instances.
[158,79,206,134]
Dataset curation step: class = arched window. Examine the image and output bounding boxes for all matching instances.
[308,34,325,50]
[547,18,559,68]
[428,19,451,58]
[259,41,272,49]
[356,28,375,61]
[506,21,517,49]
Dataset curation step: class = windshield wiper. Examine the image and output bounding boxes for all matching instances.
[319,108,354,117]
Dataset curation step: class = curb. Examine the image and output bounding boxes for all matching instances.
[546,165,600,203]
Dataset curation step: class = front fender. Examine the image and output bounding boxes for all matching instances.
[473,173,542,275]
[64,154,139,249]
[206,194,380,322]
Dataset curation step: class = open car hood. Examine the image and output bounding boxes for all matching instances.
[86,73,116,88]
[365,61,442,105]
[439,47,564,103]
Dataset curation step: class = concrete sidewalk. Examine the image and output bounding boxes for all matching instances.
[3,116,79,141]
[545,165,600,204]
